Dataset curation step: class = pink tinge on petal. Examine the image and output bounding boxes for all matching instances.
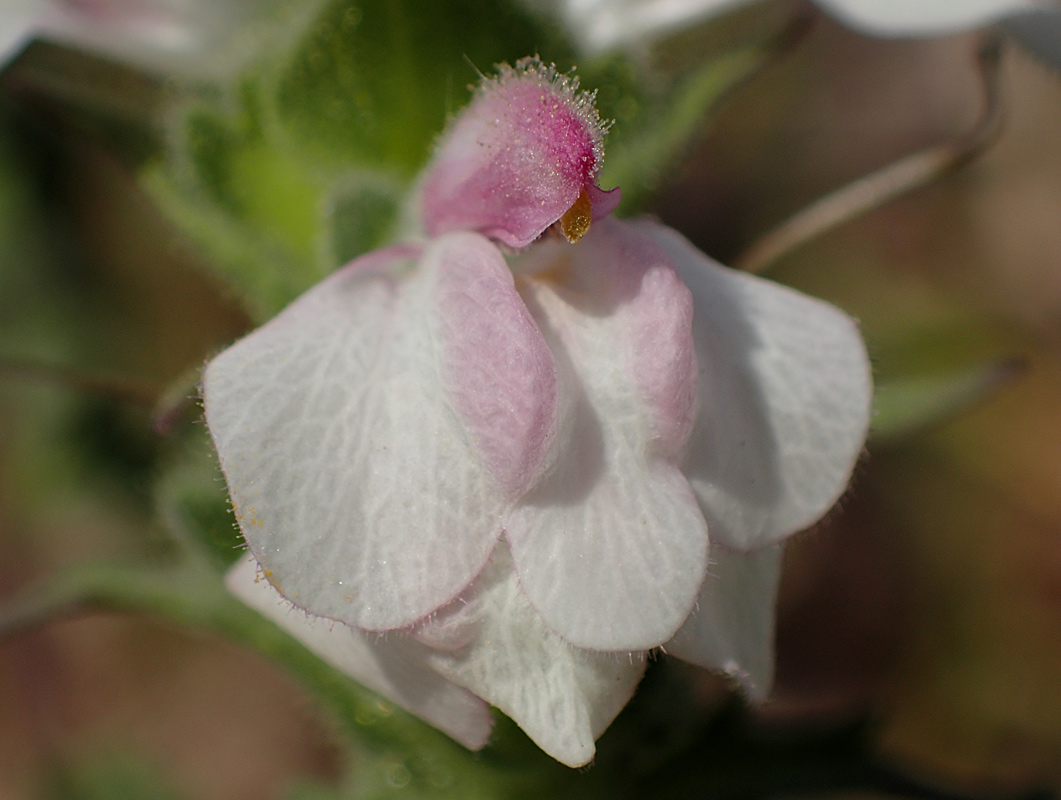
[504,219,706,652]
[203,240,508,633]
[605,219,697,457]
[566,218,698,457]
[434,233,559,499]
[421,57,613,249]
[587,184,621,221]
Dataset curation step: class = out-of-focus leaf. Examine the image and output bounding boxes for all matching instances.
[857,301,1029,443]
[871,356,1025,442]
[144,83,331,320]
[1003,8,1061,73]
[269,0,551,174]
[324,176,404,267]
[2,44,164,162]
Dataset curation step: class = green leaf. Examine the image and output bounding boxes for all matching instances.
[866,314,1028,443]
[871,357,1026,443]
[269,0,557,175]
[323,176,404,267]
[144,81,334,320]
[155,426,244,571]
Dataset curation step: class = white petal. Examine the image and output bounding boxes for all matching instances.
[524,0,1045,49]
[0,10,35,67]
[524,0,750,52]
[643,221,871,551]
[665,545,782,701]
[421,547,646,768]
[204,237,521,631]
[25,0,313,77]
[506,219,708,652]
[813,0,1043,36]
[225,555,494,751]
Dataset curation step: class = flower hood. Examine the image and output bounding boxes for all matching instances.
[207,57,872,767]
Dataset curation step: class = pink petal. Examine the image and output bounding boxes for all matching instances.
[421,57,613,249]
[642,221,872,551]
[587,183,622,220]
[505,218,708,652]
[204,238,530,632]
[226,556,494,750]
[435,234,559,500]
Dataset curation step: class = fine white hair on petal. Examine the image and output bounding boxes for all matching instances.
[664,544,783,701]
[641,220,872,552]
[225,555,494,751]
[506,219,709,653]
[203,239,516,632]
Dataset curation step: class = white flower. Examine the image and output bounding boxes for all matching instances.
[0,0,316,75]
[208,58,872,766]
[524,0,1053,52]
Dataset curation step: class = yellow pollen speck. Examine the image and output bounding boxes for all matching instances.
[559,187,592,243]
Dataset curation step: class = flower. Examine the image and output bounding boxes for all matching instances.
[523,0,1053,52]
[0,0,312,75]
[208,57,872,767]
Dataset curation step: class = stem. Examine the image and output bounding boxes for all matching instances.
[0,560,478,758]
[0,559,523,796]
[734,35,1004,275]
